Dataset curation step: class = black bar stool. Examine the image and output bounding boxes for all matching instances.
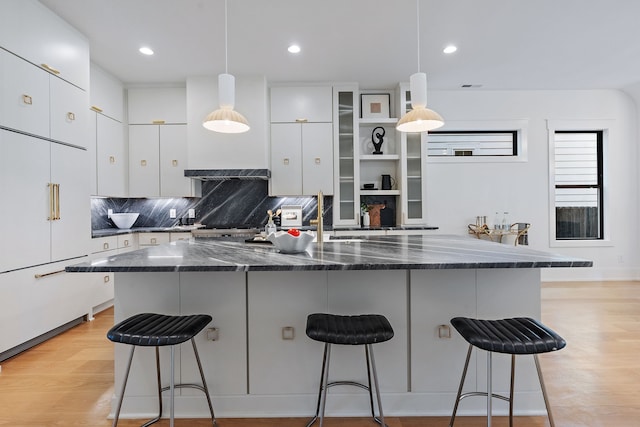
[107,313,216,427]
[449,317,566,427]
[305,313,394,427]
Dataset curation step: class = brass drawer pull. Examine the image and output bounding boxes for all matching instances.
[22,94,33,105]
[41,63,60,75]
[152,120,165,124]
[67,112,76,121]
[90,105,103,113]
[35,269,65,279]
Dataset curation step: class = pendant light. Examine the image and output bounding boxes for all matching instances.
[396,0,444,133]
[203,0,250,134]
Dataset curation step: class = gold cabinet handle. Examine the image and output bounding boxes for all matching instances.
[103,275,110,284]
[295,118,308,123]
[152,120,165,124]
[54,183,60,220]
[283,158,290,165]
[281,326,295,340]
[109,156,116,164]
[150,238,157,244]
[47,183,55,220]
[90,105,103,113]
[172,159,178,167]
[40,63,60,75]
[22,94,33,105]
[35,269,65,279]
[315,157,321,164]
[103,242,110,250]
[67,112,76,121]
[141,160,147,167]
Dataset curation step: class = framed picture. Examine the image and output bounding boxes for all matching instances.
[361,93,390,119]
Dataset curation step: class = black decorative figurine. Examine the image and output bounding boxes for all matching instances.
[371,126,385,155]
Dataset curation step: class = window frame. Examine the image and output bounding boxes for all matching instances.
[547,119,612,248]
[426,119,528,163]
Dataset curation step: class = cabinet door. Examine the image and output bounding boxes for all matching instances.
[159,124,190,197]
[302,122,334,195]
[0,49,50,137]
[0,0,90,90]
[96,113,127,197]
[0,130,51,272]
[50,76,89,148]
[270,86,333,123]
[90,62,124,122]
[129,125,160,197]
[248,271,328,394]
[50,143,90,262]
[327,270,408,392]
[127,87,187,124]
[270,123,302,195]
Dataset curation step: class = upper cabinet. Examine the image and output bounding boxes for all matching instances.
[90,63,125,122]
[0,0,90,90]
[128,87,187,125]
[269,86,334,196]
[270,86,333,123]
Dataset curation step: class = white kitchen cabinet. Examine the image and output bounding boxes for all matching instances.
[94,112,127,197]
[270,122,333,196]
[269,86,334,196]
[0,0,90,90]
[0,48,89,149]
[247,271,328,395]
[0,260,90,356]
[138,232,170,247]
[127,87,187,125]
[49,75,89,148]
[90,62,125,122]
[0,129,90,273]
[129,124,190,197]
[333,86,359,226]
[0,48,50,137]
[326,270,408,393]
[270,86,333,123]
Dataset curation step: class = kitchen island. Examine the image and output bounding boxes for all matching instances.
[67,235,590,420]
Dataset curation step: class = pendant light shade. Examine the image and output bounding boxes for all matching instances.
[202,0,249,134]
[203,74,250,134]
[396,0,444,133]
[396,72,444,133]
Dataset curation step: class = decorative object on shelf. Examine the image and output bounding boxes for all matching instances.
[361,93,390,119]
[371,126,386,154]
[396,0,444,133]
[381,174,395,190]
[367,203,385,227]
[203,0,250,134]
[363,183,376,190]
[360,202,371,227]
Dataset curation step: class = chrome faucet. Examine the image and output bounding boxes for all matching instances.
[310,190,324,243]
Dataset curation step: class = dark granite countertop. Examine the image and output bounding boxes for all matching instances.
[68,234,592,273]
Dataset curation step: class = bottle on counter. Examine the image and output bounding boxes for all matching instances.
[265,219,277,236]
[502,212,509,231]
[494,212,500,230]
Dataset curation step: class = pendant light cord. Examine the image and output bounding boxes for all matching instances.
[416,0,420,72]
[224,0,228,74]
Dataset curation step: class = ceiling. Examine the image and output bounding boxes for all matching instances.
[39,0,640,91]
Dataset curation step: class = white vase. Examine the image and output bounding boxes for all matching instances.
[363,212,370,227]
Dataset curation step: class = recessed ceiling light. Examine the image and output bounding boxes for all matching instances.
[288,44,301,54]
[139,46,154,56]
[443,45,457,54]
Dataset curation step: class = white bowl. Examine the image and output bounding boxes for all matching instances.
[111,213,140,229]
[268,230,314,253]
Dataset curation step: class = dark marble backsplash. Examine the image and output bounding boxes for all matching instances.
[91,180,332,230]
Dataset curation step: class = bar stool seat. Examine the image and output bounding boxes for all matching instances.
[306,313,394,427]
[107,313,216,427]
[449,317,566,427]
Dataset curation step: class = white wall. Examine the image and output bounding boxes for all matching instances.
[186,75,269,169]
[426,89,639,281]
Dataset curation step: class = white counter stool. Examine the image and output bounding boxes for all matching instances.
[107,313,216,427]
[305,313,394,427]
[449,317,566,427]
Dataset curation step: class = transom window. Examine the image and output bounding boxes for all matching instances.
[427,130,518,157]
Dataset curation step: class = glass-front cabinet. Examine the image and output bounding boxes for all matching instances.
[332,85,359,226]
[398,83,428,224]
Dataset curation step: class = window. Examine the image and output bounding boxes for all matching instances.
[553,131,603,240]
[428,130,518,157]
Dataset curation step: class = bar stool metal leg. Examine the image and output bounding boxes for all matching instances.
[487,352,492,427]
[112,346,136,427]
[140,348,162,427]
[306,343,330,427]
[367,344,386,427]
[319,343,332,427]
[509,355,515,427]
[449,344,473,427]
[534,354,556,427]
[191,338,217,425]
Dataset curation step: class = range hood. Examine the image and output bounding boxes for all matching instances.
[184,169,270,181]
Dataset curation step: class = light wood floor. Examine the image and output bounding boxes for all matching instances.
[1,281,639,426]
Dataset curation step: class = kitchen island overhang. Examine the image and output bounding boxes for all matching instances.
[67,235,591,420]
